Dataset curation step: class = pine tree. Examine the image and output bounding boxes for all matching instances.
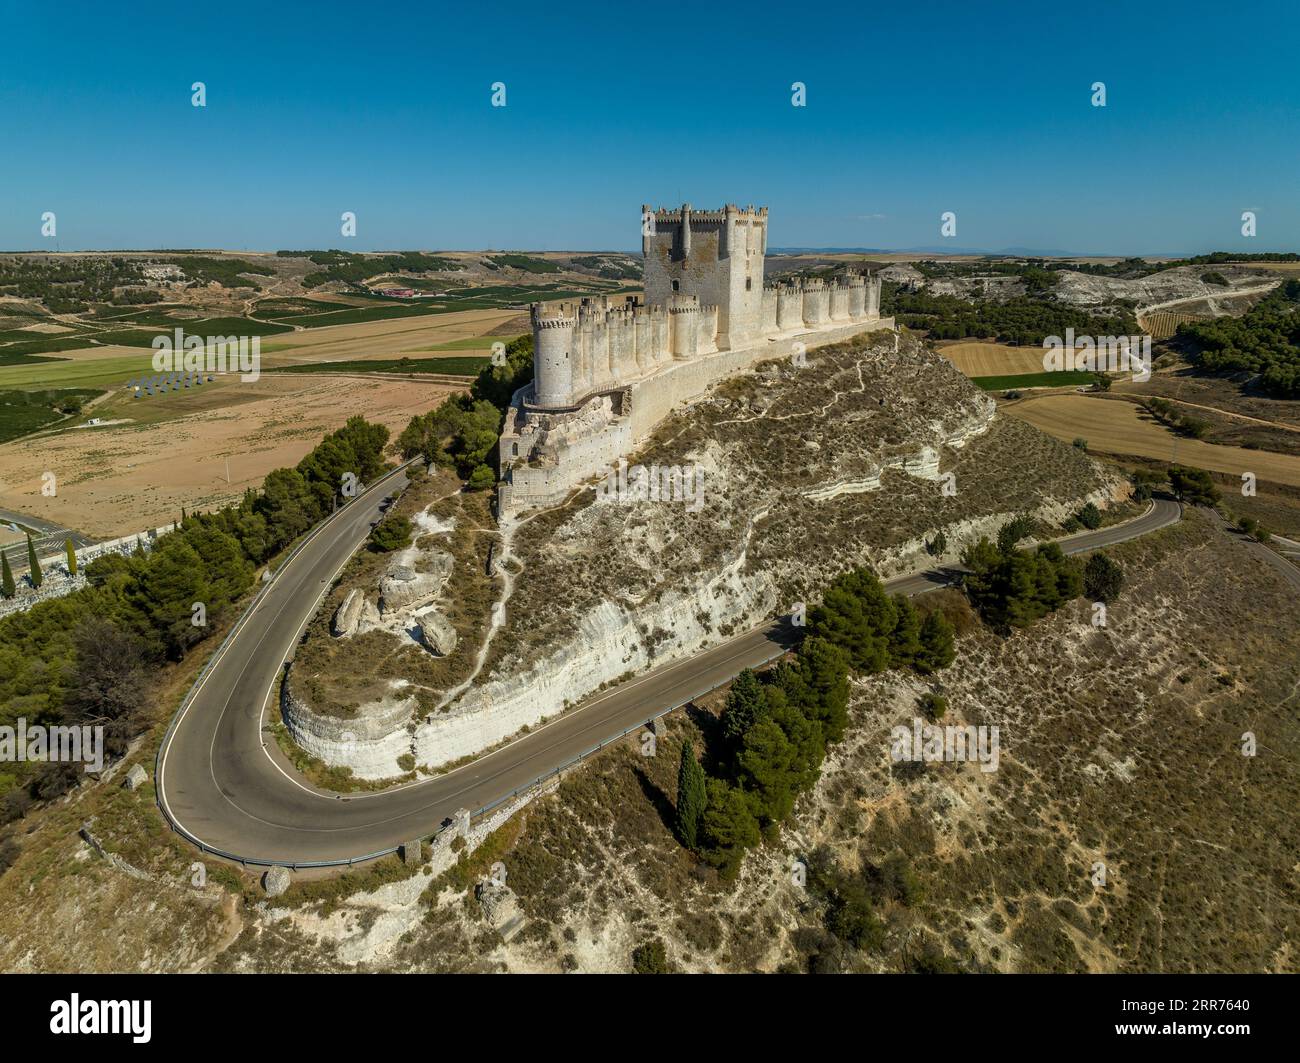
[700,778,761,880]
[1083,552,1124,603]
[26,534,42,589]
[887,595,923,669]
[674,739,707,850]
[1,551,15,598]
[720,669,765,747]
[65,538,77,576]
[916,611,956,674]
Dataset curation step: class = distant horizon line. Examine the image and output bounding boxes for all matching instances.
[2,245,1298,261]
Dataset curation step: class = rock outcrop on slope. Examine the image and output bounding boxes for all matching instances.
[1051,265,1277,311]
[284,330,1123,779]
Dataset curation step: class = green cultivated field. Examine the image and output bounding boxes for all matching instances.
[264,302,446,328]
[0,352,157,391]
[0,388,104,444]
[973,370,1099,391]
[270,356,489,377]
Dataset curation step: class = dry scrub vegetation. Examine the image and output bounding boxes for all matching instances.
[5,509,1293,973]
[288,468,497,719]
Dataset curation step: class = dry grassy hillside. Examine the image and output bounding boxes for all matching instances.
[2,508,1294,972]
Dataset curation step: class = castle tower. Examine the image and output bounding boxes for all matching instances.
[777,282,803,331]
[802,279,829,327]
[531,302,578,409]
[668,293,702,359]
[642,202,767,350]
[847,273,867,319]
[866,273,882,318]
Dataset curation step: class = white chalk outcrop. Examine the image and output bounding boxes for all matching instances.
[285,331,1121,780]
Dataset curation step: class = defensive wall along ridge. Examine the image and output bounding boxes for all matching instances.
[496,203,893,516]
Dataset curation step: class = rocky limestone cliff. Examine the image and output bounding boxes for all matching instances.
[285,331,1123,779]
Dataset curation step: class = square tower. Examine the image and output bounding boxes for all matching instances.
[642,203,767,349]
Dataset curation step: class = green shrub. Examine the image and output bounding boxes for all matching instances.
[631,938,670,973]
[1083,552,1124,603]
[368,516,413,552]
[921,692,948,720]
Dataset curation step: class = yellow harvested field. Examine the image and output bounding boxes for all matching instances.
[1004,394,1300,487]
[938,342,1050,377]
[260,308,522,366]
[0,375,458,539]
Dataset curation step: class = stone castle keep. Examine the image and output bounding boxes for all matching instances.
[497,203,893,515]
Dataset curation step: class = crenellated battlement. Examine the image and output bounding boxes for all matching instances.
[523,203,883,415]
[645,202,769,225]
[500,202,893,515]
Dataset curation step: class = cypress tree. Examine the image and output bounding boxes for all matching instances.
[1,551,15,598]
[66,538,77,576]
[26,534,42,589]
[674,739,708,850]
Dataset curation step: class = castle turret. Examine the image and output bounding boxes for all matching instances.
[802,278,830,327]
[761,285,779,332]
[829,280,850,321]
[777,282,803,331]
[531,302,577,409]
[847,273,867,319]
[866,273,882,318]
[668,293,701,359]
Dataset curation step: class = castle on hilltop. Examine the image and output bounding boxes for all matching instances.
[497,203,892,516]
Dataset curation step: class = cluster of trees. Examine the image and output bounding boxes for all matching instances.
[1167,465,1221,506]
[0,414,392,817]
[485,255,560,274]
[675,637,852,879]
[960,511,1126,625]
[569,255,641,281]
[1045,252,1294,278]
[910,259,1059,293]
[0,257,269,314]
[881,285,1137,346]
[108,287,164,305]
[0,258,145,313]
[1142,397,1209,439]
[674,569,958,879]
[803,846,927,968]
[1062,501,1103,533]
[397,334,534,489]
[1237,516,1273,544]
[289,250,460,289]
[960,530,1085,632]
[1175,281,1300,397]
[808,567,956,676]
[163,256,270,290]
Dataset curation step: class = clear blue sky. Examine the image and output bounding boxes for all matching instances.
[3,0,1297,255]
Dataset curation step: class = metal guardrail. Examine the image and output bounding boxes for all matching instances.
[153,459,420,870]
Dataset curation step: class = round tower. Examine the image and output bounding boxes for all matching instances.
[531,302,577,408]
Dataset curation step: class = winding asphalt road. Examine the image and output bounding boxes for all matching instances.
[156,477,1183,867]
